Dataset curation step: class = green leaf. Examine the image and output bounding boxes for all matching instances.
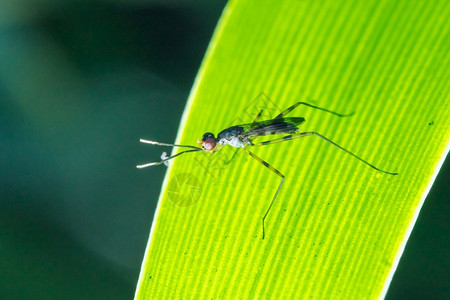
[136,0,449,298]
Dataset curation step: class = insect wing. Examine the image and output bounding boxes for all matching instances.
[241,117,305,137]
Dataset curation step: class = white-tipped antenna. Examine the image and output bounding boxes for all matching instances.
[161,152,170,167]
[139,139,201,150]
[137,139,202,169]
[136,161,163,168]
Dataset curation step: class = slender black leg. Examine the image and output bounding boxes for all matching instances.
[253,109,264,122]
[275,102,354,119]
[243,147,285,239]
[252,132,398,175]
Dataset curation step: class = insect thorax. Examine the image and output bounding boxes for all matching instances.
[217,125,248,148]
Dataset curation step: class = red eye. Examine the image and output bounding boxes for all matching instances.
[202,138,216,150]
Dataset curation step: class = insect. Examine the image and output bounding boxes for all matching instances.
[137,101,398,239]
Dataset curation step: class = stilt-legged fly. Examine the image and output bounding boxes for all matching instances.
[137,101,398,239]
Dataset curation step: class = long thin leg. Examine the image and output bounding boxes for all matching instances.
[252,132,398,175]
[243,147,285,239]
[224,148,240,165]
[253,109,264,122]
[275,102,354,119]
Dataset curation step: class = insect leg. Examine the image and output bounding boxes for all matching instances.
[223,149,240,165]
[243,147,285,239]
[253,109,264,122]
[275,102,354,119]
[253,132,398,175]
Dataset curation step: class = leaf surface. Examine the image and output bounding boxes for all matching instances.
[136,0,450,298]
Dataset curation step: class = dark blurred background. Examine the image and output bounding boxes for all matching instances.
[0,1,448,299]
